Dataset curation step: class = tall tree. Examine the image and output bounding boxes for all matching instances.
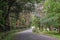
[43,0,60,33]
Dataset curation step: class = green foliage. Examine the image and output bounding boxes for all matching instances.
[44,0,60,13]
[32,16,40,27]
[0,0,43,31]
[41,0,60,27]
[0,0,7,31]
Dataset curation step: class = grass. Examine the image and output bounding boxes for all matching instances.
[0,29,25,40]
[33,30,60,39]
[0,32,4,40]
[4,29,21,40]
[43,31,60,39]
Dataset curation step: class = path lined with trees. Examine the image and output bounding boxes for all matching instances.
[0,0,60,40]
[32,0,60,34]
[13,29,58,40]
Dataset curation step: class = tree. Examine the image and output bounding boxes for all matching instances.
[0,0,8,31]
[32,16,40,29]
[0,0,42,31]
[43,0,60,33]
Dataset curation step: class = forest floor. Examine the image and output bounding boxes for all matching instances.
[12,29,59,40]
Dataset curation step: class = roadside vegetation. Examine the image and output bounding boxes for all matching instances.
[0,0,60,40]
[0,0,37,40]
[33,30,60,39]
[32,0,60,39]
[0,29,25,40]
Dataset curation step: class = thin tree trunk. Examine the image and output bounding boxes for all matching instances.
[5,5,11,31]
[40,25,44,31]
[58,26,60,33]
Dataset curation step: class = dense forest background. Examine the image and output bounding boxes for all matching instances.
[0,0,36,31]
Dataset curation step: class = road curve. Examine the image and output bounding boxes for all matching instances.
[13,29,59,40]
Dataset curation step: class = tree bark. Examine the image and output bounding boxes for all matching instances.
[58,26,60,33]
[40,24,44,31]
[5,5,11,31]
[49,25,53,31]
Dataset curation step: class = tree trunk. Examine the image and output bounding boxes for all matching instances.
[5,5,11,31]
[49,25,53,31]
[58,26,60,33]
[40,25,44,31]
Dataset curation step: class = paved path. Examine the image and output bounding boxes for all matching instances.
[13,29,59,40]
